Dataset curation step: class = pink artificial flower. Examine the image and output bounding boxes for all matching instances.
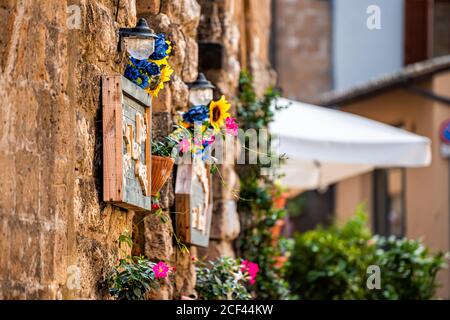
[179,138,191,153]
[202,134,215,146]
[241,260,259,285]
[153,261,170,279]
[225,117,238,136]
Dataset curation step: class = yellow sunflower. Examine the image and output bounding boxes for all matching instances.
[165,40,172,55]
[146,64,174,97]
[209,95,231,131]
[150,57,168,67]
[160,64,174,82]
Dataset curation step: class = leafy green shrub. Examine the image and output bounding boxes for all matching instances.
[288,210,373,299]
[195,257,252,300]
[107,232,172,300]
[368,236,446,300]
[108,256,160,300]
[287,210,448,300]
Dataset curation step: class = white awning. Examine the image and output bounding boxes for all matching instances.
[269,98,431,191]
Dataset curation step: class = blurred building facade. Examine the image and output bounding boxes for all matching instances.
[321,57,450,299]
[272,0,450,298]
[273,0,450,99]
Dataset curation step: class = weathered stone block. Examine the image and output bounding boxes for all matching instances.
[209,199,240,241]
[77,236,111,299]
[0,153,15,216]
[182,36,198,83]
[0,218,9,280]
[144,212,174,261]
[8,219,41,282]
[15,150,39,218]
[174,245,197,298]
[136,0,161,15]
[196,239,235,261]
[40,228,56,284]
[152,86,172,112]
[169,75,189,111]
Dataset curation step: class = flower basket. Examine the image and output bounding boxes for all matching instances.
[151,155,175,196]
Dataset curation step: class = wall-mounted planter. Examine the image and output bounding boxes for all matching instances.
[151,155,175,196]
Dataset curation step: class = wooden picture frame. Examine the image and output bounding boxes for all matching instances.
[175,158,213,247]
[102,74,152,212]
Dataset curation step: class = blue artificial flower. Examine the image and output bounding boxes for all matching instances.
[146,62,160,76]
[125,58,159,90]
[129,57,145,68]
[129,57,160,76]
[182,105,210,124]
[138,74,149,89]
[124,64,140,81]
[131,72,149,89]
[149,33,169,61]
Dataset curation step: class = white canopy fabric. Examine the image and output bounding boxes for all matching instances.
[269,98,432,191]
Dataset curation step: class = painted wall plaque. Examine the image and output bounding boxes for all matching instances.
[102,74,152,212]
[175,157,213,247]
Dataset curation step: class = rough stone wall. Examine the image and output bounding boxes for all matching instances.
[0,0,200,299]
[0,0,274,299]
[273,0,331,102]
[0,0,140,299]
[0,1,70,298]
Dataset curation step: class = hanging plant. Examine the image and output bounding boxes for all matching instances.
[151,139,176,196]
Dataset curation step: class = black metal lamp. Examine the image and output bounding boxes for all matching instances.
[119,18,158,60]
[187,73,215,106]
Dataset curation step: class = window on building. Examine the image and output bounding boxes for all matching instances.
[372,168,406,237]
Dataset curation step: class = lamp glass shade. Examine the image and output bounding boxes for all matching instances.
[189,87,213,106]
[124,37,155,60]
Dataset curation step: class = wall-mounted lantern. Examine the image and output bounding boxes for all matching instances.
[119,18,158,60]
[187,72,215,106]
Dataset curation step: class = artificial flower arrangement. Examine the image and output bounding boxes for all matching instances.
[150,95,239,194]
[174,95,238,158]
[124,33,174,97]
